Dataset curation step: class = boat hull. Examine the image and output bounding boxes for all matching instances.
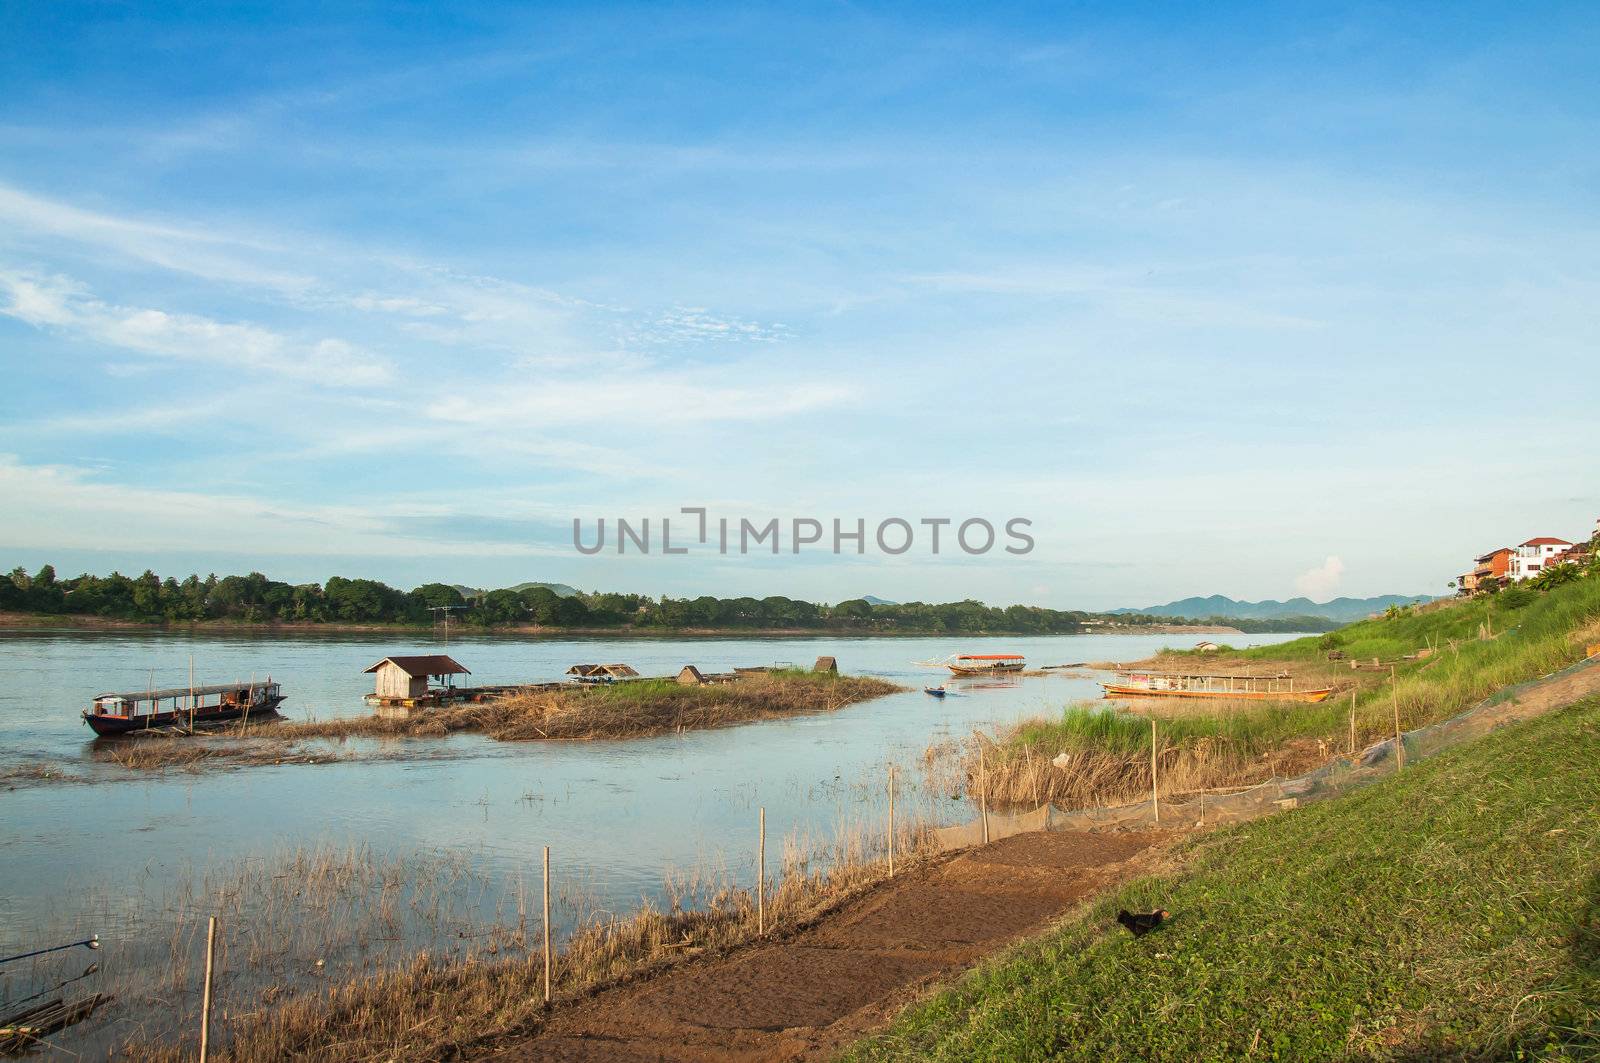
[1101,684,1332,703]
[946,664,1026,676]
[82,696,285,736]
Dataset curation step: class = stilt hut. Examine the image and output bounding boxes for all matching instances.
[364,655,470,700]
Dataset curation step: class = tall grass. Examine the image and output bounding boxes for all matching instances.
[975,575,1600,808]
[108,813,937,1061]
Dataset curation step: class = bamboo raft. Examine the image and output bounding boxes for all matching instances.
[0,994,108,1054]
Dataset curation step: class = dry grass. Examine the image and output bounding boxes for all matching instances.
[113,817,936,1061]
[90,734,346,771]
[0,760,78,785]
[965,713,1327,810]
[258,671,903,744]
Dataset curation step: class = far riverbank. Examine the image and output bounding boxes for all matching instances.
[0,610,1245,638]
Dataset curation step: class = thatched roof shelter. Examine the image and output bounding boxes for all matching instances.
[813,656,838,673]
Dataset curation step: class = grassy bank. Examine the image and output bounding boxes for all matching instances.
[855,694,1600,1061]
[973,575,1600,807]
[260,670,902,743]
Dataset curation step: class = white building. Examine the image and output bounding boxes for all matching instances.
[1508,537,1574,581]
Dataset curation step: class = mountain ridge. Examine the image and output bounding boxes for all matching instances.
[1112,593,1434,622]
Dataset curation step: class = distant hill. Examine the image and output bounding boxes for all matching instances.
[1113,593,1435,623]
[861,595,898,606]
[454,581,579,600]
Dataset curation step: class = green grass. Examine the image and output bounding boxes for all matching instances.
[1010,699,1313,756]
[849,695,1600,1062]
[1042,577,1600,757]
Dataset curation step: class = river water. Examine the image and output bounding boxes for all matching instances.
[0,627,1303,1047]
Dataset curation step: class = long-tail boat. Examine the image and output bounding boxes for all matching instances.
[946,653,1026,676]
[1101,670,1332,703]
[82,680,284,736]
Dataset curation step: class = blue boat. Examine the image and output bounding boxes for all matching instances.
[923,686,947,698]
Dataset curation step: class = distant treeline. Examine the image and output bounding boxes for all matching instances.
[0,564,1325,634]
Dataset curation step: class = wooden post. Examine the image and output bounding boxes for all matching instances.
[1198,791,1205,828]
[199,915,217,1063]
[757,807,766,934]
[1349,689,1357,755]
[978,746,990,845]
[1390,667,1404,772]
[541,846,551,1005]
[189,654,196,730]
[1150,718,1160,824]
[887,765,896,877]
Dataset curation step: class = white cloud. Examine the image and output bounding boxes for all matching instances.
[425,371,855,428]
[0,270,392,386]
[1294,555,1346,600]
[0,455,561,559]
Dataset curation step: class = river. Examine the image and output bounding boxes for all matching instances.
[0,627,1305,1049]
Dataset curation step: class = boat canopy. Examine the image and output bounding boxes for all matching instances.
[95,682,277,703]
[957,654,1024,661]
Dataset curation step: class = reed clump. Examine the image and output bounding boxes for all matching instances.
[262,671,902,744]
[93,735,344,771]
[969,703,1326,809]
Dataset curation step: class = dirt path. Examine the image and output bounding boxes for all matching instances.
[484,829,1170,1062]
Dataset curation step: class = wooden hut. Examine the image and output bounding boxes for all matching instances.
[569,663,640,683]
[813,656,838,673]
[676,665,707,686]
[364,655,470,700]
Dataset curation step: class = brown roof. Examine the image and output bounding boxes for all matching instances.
[1520,537,1572,547]
[1474,547,1512,562]
[363,654,470,677]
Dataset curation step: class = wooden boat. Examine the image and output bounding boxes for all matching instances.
[946,653,1025,676]
[82,680,284,736]
[923,686,947,698]
[1101,671,1332,703]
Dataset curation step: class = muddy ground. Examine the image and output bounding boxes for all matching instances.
[482,829,1171,1062]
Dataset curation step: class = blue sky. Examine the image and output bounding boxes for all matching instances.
[1,2,1596,610]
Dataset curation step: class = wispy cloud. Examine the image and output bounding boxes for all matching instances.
[0,270,393,386]
[0,454,564,559]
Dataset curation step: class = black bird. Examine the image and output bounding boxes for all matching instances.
[1116,909,1168,936]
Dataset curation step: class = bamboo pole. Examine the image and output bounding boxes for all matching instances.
[978,746,990,845]
[541,846,551,1005]
[1150,718,1160,824]
[1391,667,1404,772]
[199,916,217,1063]
[757,808,766,934]
[189,654,196,730]
[1349,689,1357,755]
[887,765,896,877]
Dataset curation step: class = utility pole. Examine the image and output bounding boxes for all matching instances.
[428,604,467,647]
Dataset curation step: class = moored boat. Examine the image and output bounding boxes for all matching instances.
[923,686,947,698]
[82,680,285,736]
[1101,670,1332,703]
[946,653,1025,676]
